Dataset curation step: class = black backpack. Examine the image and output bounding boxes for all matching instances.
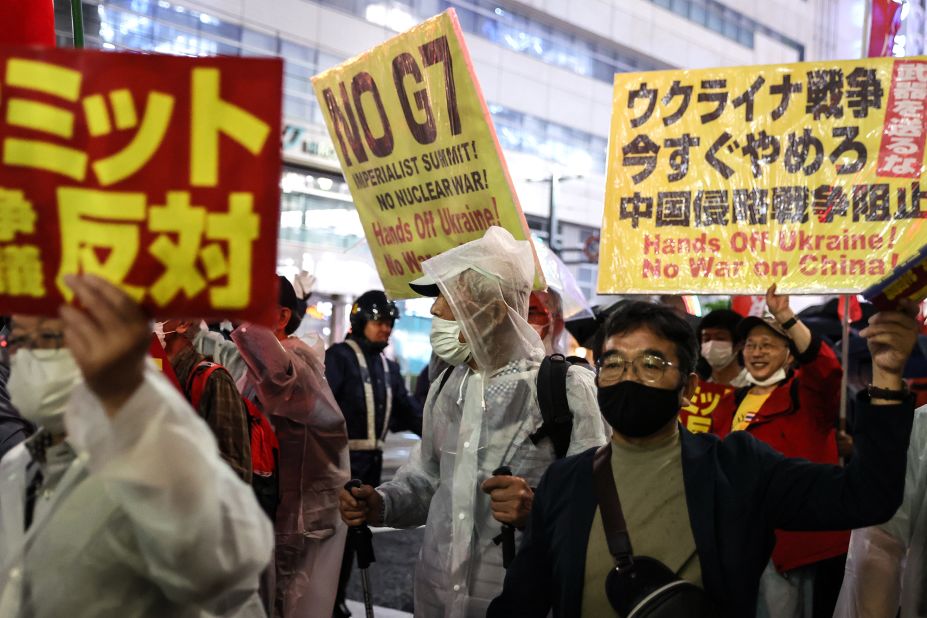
[431,354,579,460]
[529,353,579,459]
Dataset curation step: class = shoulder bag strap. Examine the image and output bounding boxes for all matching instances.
[592,443,634,570]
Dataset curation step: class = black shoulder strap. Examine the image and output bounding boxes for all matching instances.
[592,443,634,569]
[530,354,573,459]
[432,366,454,399]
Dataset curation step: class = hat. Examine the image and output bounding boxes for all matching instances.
[737,315,790,342]
[350,290,399,333]
[278,275,303,335]
[408,275,440,298]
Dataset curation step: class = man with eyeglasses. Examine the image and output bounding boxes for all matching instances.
[0,275,272,617]
[488,297,919,617]
[711,285,846,618]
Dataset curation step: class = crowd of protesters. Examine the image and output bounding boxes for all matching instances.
[0,226,925,618]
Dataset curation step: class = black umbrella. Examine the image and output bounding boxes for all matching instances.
[565,300,630,353]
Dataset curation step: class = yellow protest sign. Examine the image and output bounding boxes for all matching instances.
[312,9,539,299]
[599,57,927,294]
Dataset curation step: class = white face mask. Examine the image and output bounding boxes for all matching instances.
[7,349,83,435]
[430,317,471,366]
[153,322,176,349]
[745,367,787,387]
[701,340,736,370]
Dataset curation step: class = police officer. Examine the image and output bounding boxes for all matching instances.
[326,290,423,617]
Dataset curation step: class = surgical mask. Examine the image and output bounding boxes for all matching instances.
[7,349,82,435]
[430,317,471,366]
[153,322,175,349]
[701,340,736,370]
[598,380,681,438]
[746,367,787,387]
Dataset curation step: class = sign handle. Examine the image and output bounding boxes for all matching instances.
[70,0,84,49]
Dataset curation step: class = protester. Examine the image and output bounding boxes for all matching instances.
[0,275,272,617]
[195,324,249,383]
[326,289,423,617]
[711,285,847,617]
[833,401,927,617]
[529,289,566,356]
[230,275,350,618]
[0,318,34,461]
[338,227,608,618]
[697,308,748,387]
[155,319,252,482]
[487,298,918,617]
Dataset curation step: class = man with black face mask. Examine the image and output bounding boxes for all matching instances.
[325,289,423,618]
[489,299,920,618]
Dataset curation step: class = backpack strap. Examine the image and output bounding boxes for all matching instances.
[432,366,455,399]
[529,354,573,459]
[184,360,223,411]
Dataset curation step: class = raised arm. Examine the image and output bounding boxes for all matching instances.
[762,307,920,532]
[59,276,272,611]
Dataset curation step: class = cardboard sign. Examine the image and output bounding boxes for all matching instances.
[864,242,927,309]
[0,48,283,321]
[599,57,927,295]
[311,9,539,299]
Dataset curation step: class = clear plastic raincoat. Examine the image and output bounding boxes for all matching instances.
[834,403,927,618]
[379,227,608,617]
[0,367,273,617]
[231,325,350,618]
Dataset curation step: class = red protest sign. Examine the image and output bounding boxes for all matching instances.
[876,60,927,178]
[0,48,282,322]
[0,1,54,47]
[679,379,734,434]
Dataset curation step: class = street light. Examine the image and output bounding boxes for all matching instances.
[523,173,583,256]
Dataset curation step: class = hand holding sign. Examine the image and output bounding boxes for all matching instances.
[59,274,151,417]
[765,283,791,322]
[860,301,920,390]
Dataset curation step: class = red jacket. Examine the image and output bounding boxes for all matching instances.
[711,336,849,573]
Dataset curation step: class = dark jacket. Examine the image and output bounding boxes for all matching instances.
[324,335,423,447]
[711,334,848,572]
[488,393,914,618]
[0,362,33,462]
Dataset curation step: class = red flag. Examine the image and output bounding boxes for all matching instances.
[868,0,904,58]
[0,0,55,47]
[837,294,864,323]
[731,295,766,317]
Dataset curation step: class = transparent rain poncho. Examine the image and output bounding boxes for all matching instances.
[532,235,594,322]
[0,368,273,618]
[377,227,609,617]
[834,404,927,618]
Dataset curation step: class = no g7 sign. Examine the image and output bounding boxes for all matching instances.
[311,10,538,299]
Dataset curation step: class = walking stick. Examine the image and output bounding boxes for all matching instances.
[491,466,516,568]
[345,480,376,618]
